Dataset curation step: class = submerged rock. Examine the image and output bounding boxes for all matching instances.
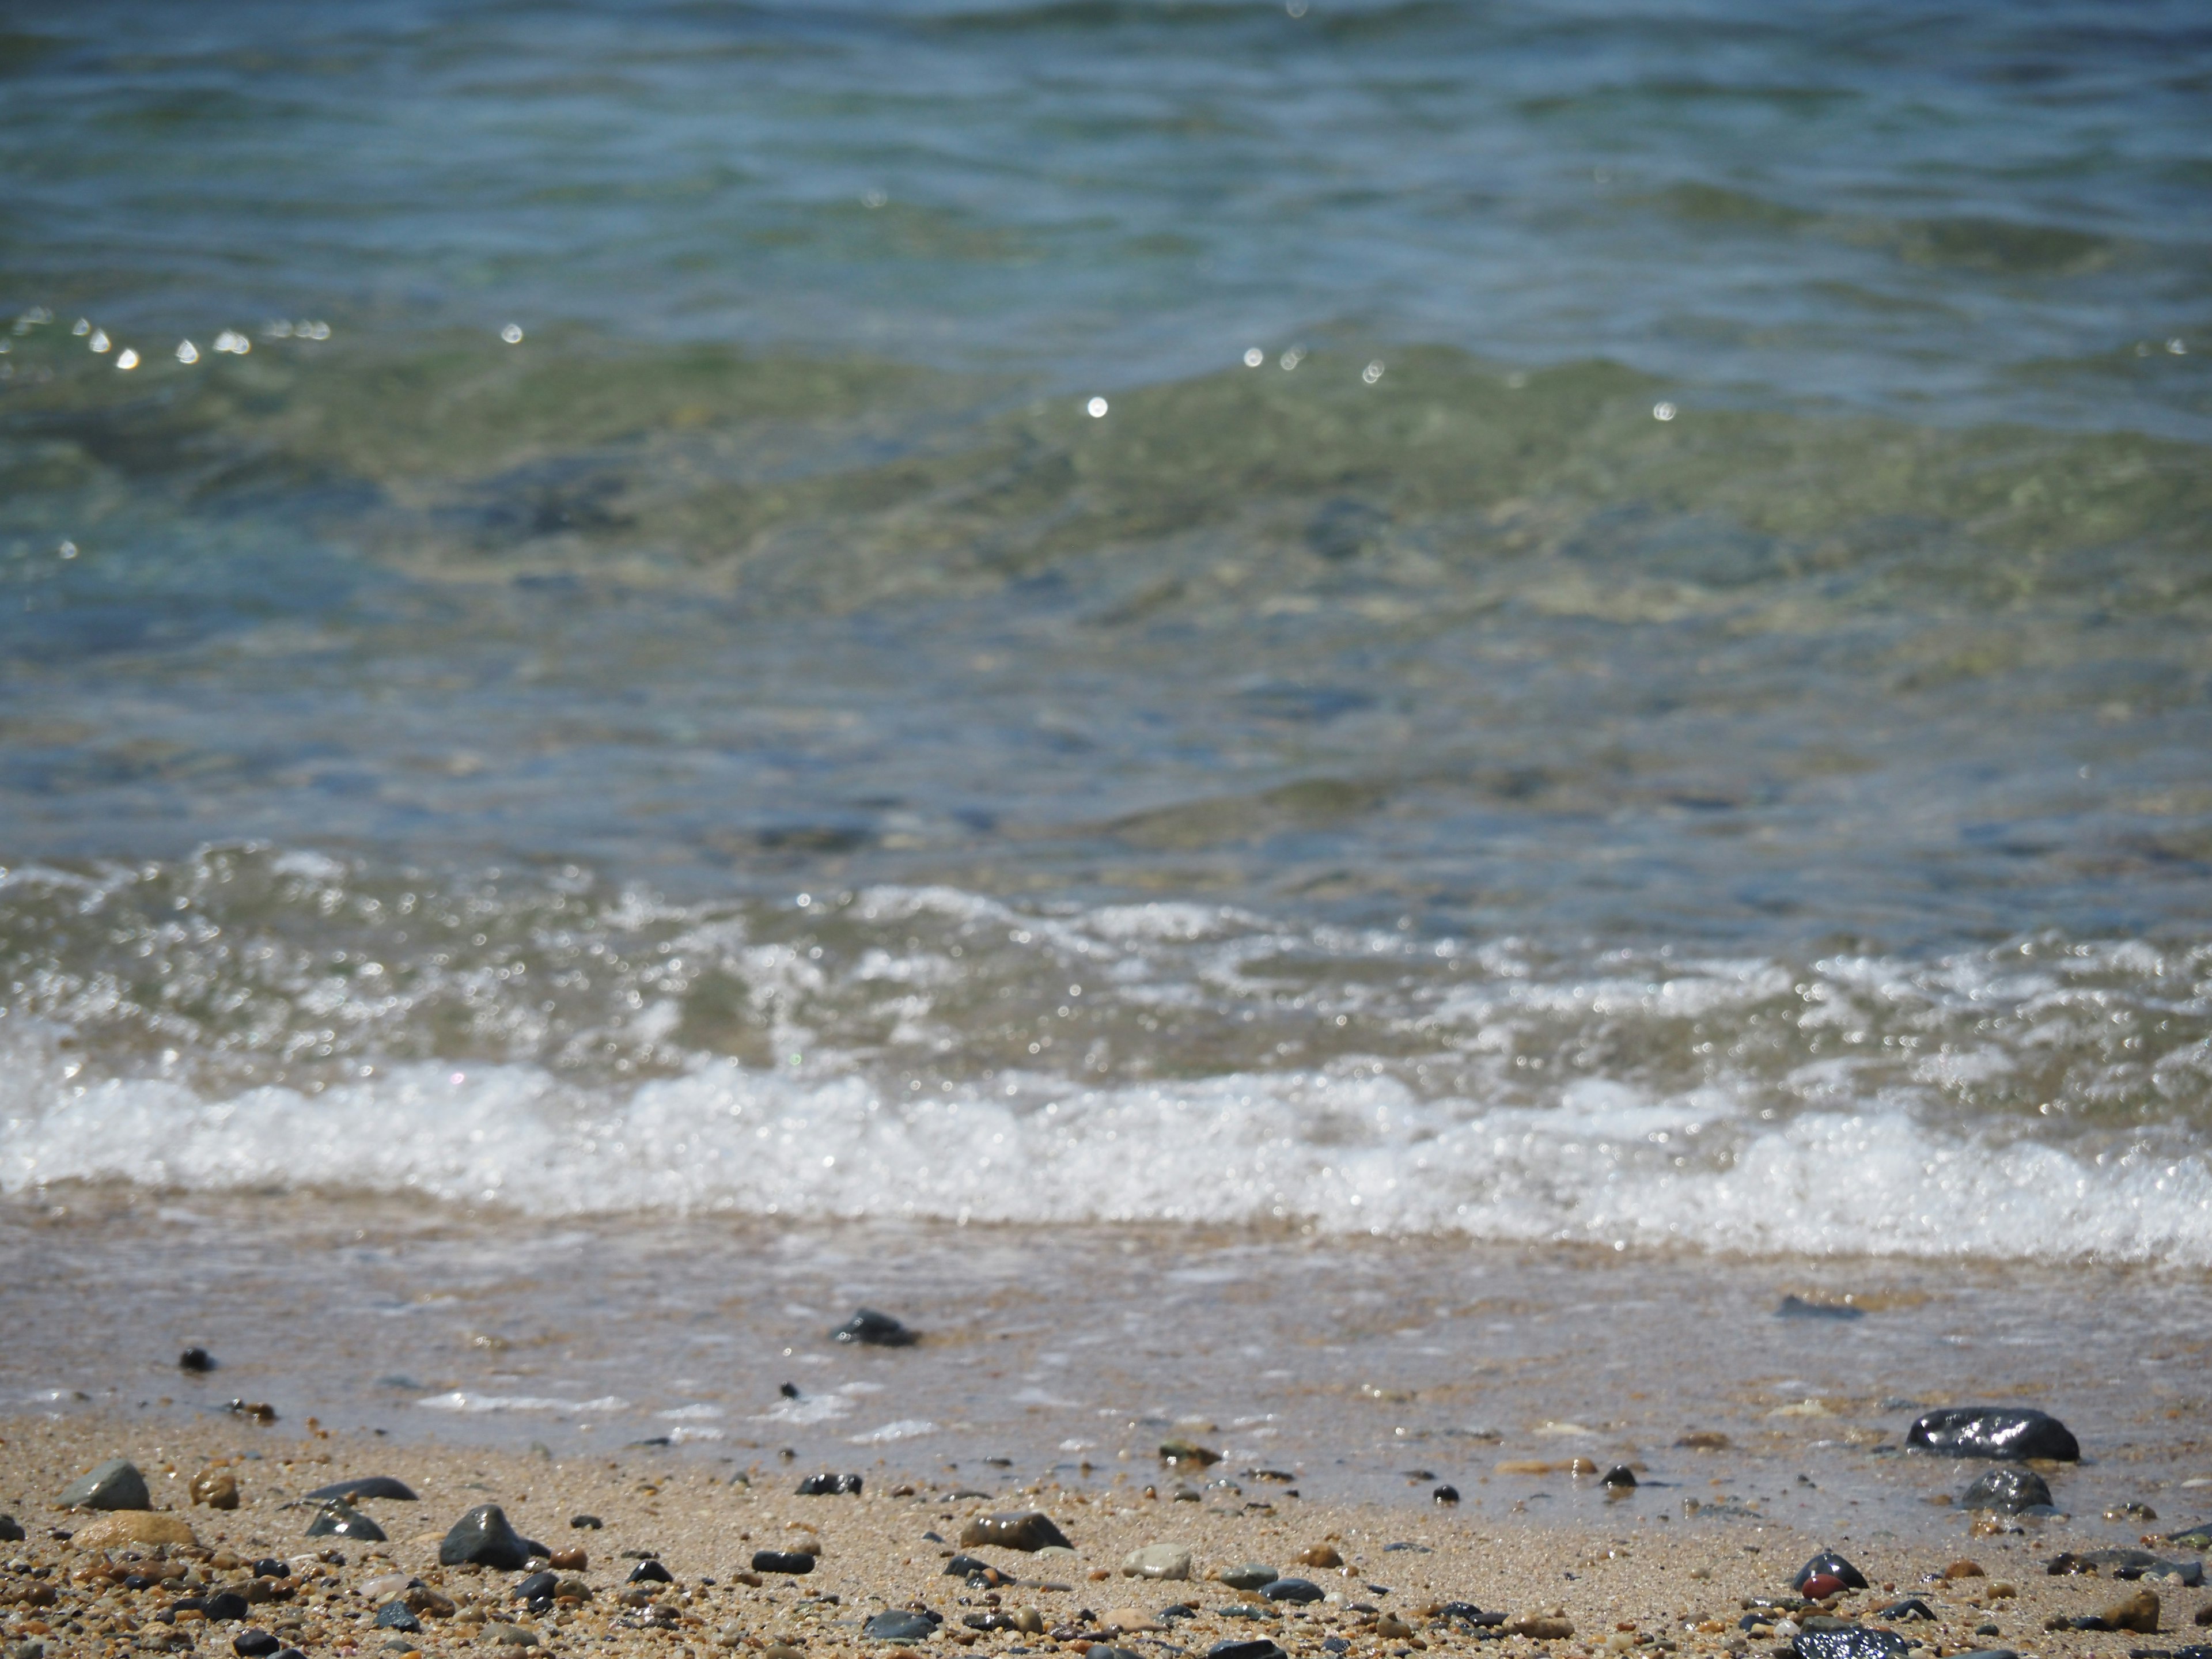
[178,1348,216,1373]
[58,1459,151,1512]
[960,1511,1073,1552]
[1601,1465,1637,1488]
[1792,1552,1869,1593]
[306,1501,387,1541]
[1964,1467,2053,1513]
[438,1504,544,1570]
[1777,1296,1862,1320]
[832,1308,918,1347]
[302,1476,418,1502]
[1906,1407,2079,1461]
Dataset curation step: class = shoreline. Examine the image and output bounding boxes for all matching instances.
[5,1411,2210,1659]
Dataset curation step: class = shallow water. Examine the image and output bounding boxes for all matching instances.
[5,0,2212,1411]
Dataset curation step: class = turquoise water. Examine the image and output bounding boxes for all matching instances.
[4,1,2212,1261]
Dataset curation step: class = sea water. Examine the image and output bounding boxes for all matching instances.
[2,0,2210,1522]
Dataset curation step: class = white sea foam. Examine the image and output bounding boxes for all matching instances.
[5,1038,2209,1264]
[850,1419,937,1443]
[415,1392,630,1414]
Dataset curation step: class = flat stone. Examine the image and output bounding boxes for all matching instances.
[1792,1552,1869,1592]
[751,1550,814,1574]
[1965,1467,2052,1513]
[306,1500,387,1541]
[960,1511,1073,1552]
[1261,1579,1323,1604]
[372,1604,422,1633]
[67,1512,199,1550]
[1906,1407,2080,1461]
[1777,1296,1862,1320]
[302,1476,418,1502]
[58,1459,151,1512]
[1103,1609,1160,1633]
[831,1308,918,1346]
[231,1634,281,1658]
[1218,1565,1278,1591]
[438,1504,541,1571]
[1505,1618,1575,1639]
[1206,1641,1286,1659]
[1792,1628,1909,1659]
[864,1611,941,1644]
[1122,1544,1193,1580]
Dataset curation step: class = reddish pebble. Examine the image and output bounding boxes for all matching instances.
[550,1547,587,1571]
[1801,1573,1847,1600]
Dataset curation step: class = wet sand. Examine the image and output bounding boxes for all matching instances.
[5,1410,2209,1659]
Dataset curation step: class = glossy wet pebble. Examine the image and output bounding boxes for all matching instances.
[795,1472,863,1495]
[1262,1578,1323,1604]
[1964,1467,2052,1513]
[627,1559,675,1584]
[1793,1628,1908,1659]
[373,1602,422,1632]
[832,1308,918,1346]
[58,1458,150,1510]
[305,1499,387,1541]
[302,1475,418,1502]
[752,1550,815,1574]
[232,1633,280,1658]
[1793,1552,1869,1592]
[1218,1565,1278,1591]
[960,1510,1072,1551]
[865,1610,941,1643]
[1906,1407,2078,1461]
[439,1503,544,1570]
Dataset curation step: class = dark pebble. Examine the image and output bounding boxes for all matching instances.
[1262,1579,1324,1604]
[303,1476,418,1502]
[796,1472,865,1496]
[2166,1522,2212,1550]
[1777,1296,1862,1320]
[942,1555,997,1579]
[1793,1552,1869,1592]
[1880,1600,1937,1622]
[1438,1605,1503,1628]
[1433,1485,1461,1505]
[58,1459,151,1512]
[781,1382,801,1399]
[570,1514,603,1530]
[1601,1465,1637,1488]
[372,1604,422,1633]
[231,1633,279,1658]
[1793,1629,1908,1659]
[957,1511,1072,1552]
[1207,1641,1289,1659]
[752,1550,815,1575]
[306,1500,387,1541]
[627,1560,675,1585]
[1159,1440,1222,1468]
[251,1559,289,1580]
[1906,1407,2079,1462]
[1090,1647,1146,1659]
[0,1516,21,1543]
[1964,1467,2052,1513]
[513,1572,558,1601]
[203,1591,251,1622]
[179,1349,217,1374]
[439,1503,543,1571]
[832,1308,919,1347]
[965,1613,1020,1632]
[2048,1550,2202,1586]
[1323,1641,1352,1655]
[1218,1566,1278,1592]
[865,1611,942,1644]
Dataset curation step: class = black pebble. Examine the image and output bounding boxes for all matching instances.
[1208,1641,1289,1659]
[1963,1467,2052,1514]
[438,1503,537,1570]
[232,1633,280,1658]
[832,1307,919,1347]
[628,1560,675,1584]
[305,1499,387,1541]
[303,1476,418,1502]
[752,1550,815,1575]
[1906,1407,2080,1462]
[943,1555,994,1578]
[1792,1630,1908,1659]
[1792,1552,1870,1592]
[781,1382,801,1399]
[571,1513,603,1529]
[865,1610,942,1643]
[1601,1465,1637,1488]
[1433,1484,1460,1505]
[372,1603,422,1632]
[1880,1599,1937,1622]
[203,1590,251,1622]
[0,1515,22,1543]
[1776,1296,1862,1321]
[251,1559,289,1579]
[1262,1578,1324,1604]
[179,1348,217,1373]
[1323,1641,1351,1655]
[514,1570,559,1600]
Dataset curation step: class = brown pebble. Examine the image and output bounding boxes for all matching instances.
[1297,1544,1343,1569]
[1506,1616,1575,1639]
[2101,1589,2160,1634]
[764,1646,805,1659]
[2194,1602,2212,1628]
[1944,1560,1986,1579]
[67,1512,200,1550]
[1104,1609,1160,1633]
[1675,1431,1730,1451]
[1376,1615,1414,1638]
[549,1547,587,1571]
[188,1468,238,1510]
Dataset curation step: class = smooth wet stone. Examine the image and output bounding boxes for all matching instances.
[232,1632,281,1658]
[1801,1575,1848,1601]
[440,1504,541,1570]
[514,1571,558,1601]
[303,1476,418,1502]
[0,1516,22,1543]
[203,1591,252,1622]
[865,1611,941,1643]
[179,1348,215,1373]
[1433,1484,1460,1505]
[1601,1465,1637,1488]
[306,1500,387,1541]
[1122,1544,1193,1580]
[794,1472,863,1495]
[1906,1407,2079,1461]
[1879,1599,1936,1622]
[832,1307,918,1346]
[570,1513,603,1529]
[373,1603,422,1633]
[627,1560,675,1584]
[1776,1295,1862,1320]
[2168,1521,2212,1550]
[1160,1440,1222,1467]
[961,1511,1073,1552]
[751,1550,814,1574]
[2048,1550,2203,1585]
[1218,1565,1278,1591]
[1262,1578,1323,1604]
[486,1626,539,1647]
[1207,1641,1287,1659]
[68,1512,198,1550]
[58,1458,151,1511]
[943,1554,999,1579]
[1297,1544,1343,1569]
[1965,1467,2052,1513]
[1792,1628,1908,1659]
[1792,1552,1869,1592]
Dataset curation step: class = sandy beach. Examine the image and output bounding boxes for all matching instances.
[5,1410,2207,1659]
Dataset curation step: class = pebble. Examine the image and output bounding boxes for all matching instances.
[1776,1296,1862,1320]
[66,1511,199,1550]
[178,1347,215,1373]
[1296,1545,1343,1569]
[57,1458,150,1512]
[960,1511,1073,1552]
[1205,1640,1287,1659]
[373,1603,423,1633]
[1161,1440,1222,1468]
[305,1499,388,1541]
[570,1514,603,1529]
[795,1472,864,1495]
[1906,1407,2080,1461]
[1433,1484,1460,1505]
[1963,1467,2052,1513]
[864,1610,942,1643]
[190,1468,240,1509]
[627,1560,675,1585]
[1218,1565,1278,1591]
[1123,1545,1194,1580]
[438,1503,544,1571]
[1260,1578,1323,1604]
[2099,1588,2161,1633]
[1104,1608,1161,1633]
[2048,1550,2203,1585]
[1790,1628,1907,1659]
[231,1633,280,1658]
[302,1476,418,1502]
[0,1516,21,1543]
[832,1308,918,1346]
[514,1570,559,1601]
[1791,1552,1868,1592]
[1878,1599,1936,1621]
[751,1550,815,1574]
[1087,1646,1145,1659]
[1600,1465,1637,1489]
[1505,1616,1574,1638]
[2168,1520,2212,1549]
[486,1623,540,1646]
